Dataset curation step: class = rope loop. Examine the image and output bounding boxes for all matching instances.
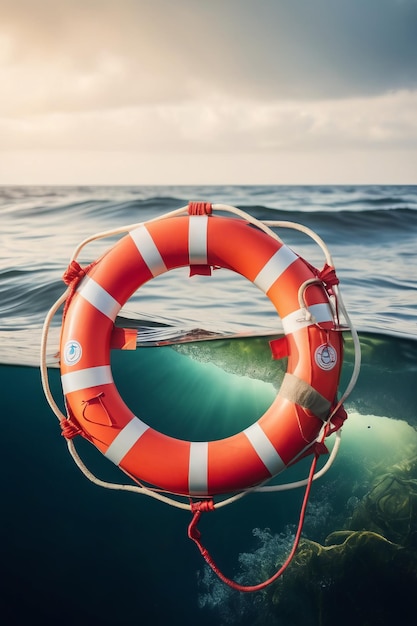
[81,392,114,426]
[187,449,322,592]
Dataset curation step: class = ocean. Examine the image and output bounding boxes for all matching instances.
[1,185,417,625]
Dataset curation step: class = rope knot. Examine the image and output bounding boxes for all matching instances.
[188,500,215,542]
[328,404,348,434]
[188,201,212,215]
[318,264,339,295]
[312,441,329,456]
[60,418,83,439]
[190,499,215,514]
[63,260,86,286]
[62,260,95,319]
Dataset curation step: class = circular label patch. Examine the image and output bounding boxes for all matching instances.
[314,344,337,371]
[63,340,82,366]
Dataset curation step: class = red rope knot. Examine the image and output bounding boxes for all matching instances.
[317,264,339,296]
[190,499,215,514]
[188,201,212,215]
[312,440,329,457]
[328,404,348,434]
[188,499,215,541]
[60,418,83,439]
[62,260,95,319]
[63,260,87,286]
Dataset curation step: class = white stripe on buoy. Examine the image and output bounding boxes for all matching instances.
[129,225,167,276]
[61,365,113,394]
[78,276,120,320]
[254,246,298,294]
[189,441,209,495]
[282,302,333,334]
[188,215,209,265]
[243,422,285,476]
[104,417,150,465]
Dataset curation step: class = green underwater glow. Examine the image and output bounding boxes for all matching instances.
[3,331,417,625]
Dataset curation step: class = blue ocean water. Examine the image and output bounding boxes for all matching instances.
[1,185,417,625]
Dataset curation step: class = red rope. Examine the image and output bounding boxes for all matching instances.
[60,418,83,439]
[317,263,339,294]
[188,201,212,215]
[188,449,321,593]
[328,404,348,434]
[62,260,95,319]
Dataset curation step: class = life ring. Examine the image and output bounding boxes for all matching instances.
[60,212,343,496]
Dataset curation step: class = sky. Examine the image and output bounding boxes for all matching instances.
[1,0,417,185]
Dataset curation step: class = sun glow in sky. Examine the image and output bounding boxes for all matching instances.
[1,0,416,184]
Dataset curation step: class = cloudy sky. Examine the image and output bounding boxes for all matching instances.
[1,0,416,184]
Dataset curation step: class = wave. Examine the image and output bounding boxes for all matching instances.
[239,202,417,223]
[2,183,416,211]
[1,184,417,367]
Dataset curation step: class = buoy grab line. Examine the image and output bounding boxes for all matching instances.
[40,201,360,504]
[40,201,361,591]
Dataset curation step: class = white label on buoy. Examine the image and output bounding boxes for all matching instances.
[63,340,82,366]
[314,344,337,371]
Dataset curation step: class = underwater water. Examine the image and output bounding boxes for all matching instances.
[1,185,417,625]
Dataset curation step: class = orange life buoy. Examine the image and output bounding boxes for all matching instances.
[60,214,343,496]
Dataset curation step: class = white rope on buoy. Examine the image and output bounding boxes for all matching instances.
[40,203,361,510]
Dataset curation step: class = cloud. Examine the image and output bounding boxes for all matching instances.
[1,0,417,118]
[1,1,416,183]
[1,90,416,153]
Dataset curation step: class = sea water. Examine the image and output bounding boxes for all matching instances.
[1,185,417,625]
